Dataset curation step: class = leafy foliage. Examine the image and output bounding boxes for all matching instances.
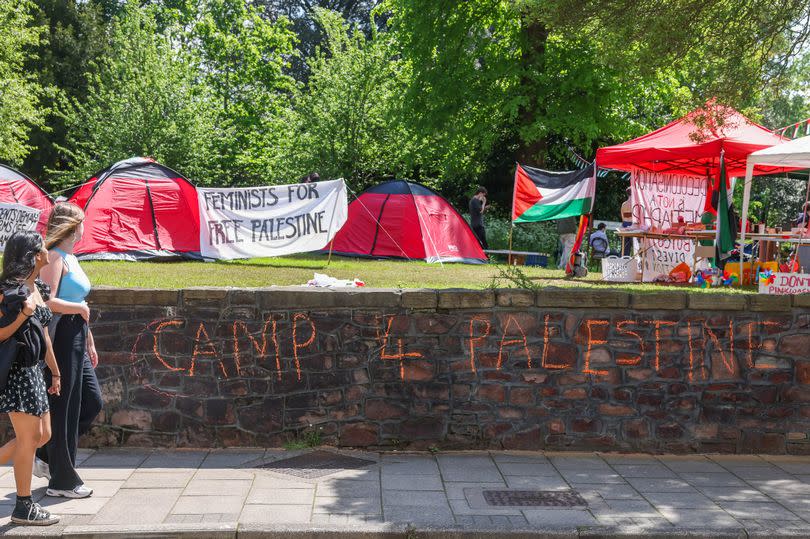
[280,8,411,189]
[0,0,48,164]
[52,1,220,189]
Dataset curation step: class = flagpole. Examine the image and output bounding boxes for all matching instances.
[507,223,515,265]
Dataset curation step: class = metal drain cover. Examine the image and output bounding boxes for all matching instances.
[483,490,587,507]
[255,450,375,479]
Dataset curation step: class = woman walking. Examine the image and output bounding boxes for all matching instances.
[34,202,102,498]
[0,231,61,525]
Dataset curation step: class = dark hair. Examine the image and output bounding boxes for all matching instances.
[0,231,44,288]
[308,172,320,182]
[476,186,488,195]
[597,222,606,230]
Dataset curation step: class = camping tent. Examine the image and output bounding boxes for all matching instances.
[69,157,201,260]
[596,106,788,178]
[0,164,54,233]
[326,180,486,264]
[739,135,810,275]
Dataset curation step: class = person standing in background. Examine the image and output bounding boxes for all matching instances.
[556,216,578,269]
[620,187,633,255]
[469,186,488,249]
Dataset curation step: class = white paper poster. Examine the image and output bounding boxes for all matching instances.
[759,273,810,295]
[0,202,41,252]
[631,170,708,281]
[198,179,348,260]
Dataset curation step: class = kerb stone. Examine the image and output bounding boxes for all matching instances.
[631,292,687,310]
[496,288,536,308]
[749,295,793,312]
[536,289,629,309]
[401,289,438,310]
[437,289,495,309]
[89,287,179,306]
[688,294,747,311]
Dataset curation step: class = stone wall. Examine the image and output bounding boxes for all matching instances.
[15,287,810,453]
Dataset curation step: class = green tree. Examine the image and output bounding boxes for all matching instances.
[23,0,110,181]
[282,8,411,189]
[193,0,297,184]
[0,0,48,165]
[54,1,219,189]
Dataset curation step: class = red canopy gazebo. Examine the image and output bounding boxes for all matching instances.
[596,105,788,178]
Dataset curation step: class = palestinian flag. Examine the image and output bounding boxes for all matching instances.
[512,163,596,223]
[714,152,738,268]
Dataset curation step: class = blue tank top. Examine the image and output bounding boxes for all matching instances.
[52,247,92,303]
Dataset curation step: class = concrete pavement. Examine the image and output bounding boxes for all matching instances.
[1,448,810,537]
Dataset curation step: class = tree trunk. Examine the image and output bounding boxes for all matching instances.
[515,15,549,167]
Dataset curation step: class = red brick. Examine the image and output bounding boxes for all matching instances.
[623,419,649,439]
[502,426,542,450]
[510,388,535,406]
[522,372,548,384]
[562,388,587,399]
[365,400,408,420]
[780,334,810,357]
[797,361,810,385]
[627,369,654,381]
[340,423,378,446]
[548,419,565,434]
[571,418,601,433]
[402,361,433,381]
[599,403,636,416]
[478,385,506,402]
[657,423,684,439]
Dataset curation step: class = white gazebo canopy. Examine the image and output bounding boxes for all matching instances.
[740,135,810,277]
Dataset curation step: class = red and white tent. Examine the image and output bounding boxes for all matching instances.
[69,157,201,260]
[0,164,54,233]
[327,180,486,264]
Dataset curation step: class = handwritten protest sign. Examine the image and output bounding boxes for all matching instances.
[631,170,707,281]
[198,179,348,259]
[0,202,41,252]
[759,273,810,295]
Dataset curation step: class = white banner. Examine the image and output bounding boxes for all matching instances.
[198,180,348,260]
[759,273,810,295]
[0,202,41,252]
[631,169,707,281]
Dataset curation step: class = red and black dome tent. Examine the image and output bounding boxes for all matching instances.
[327,180,486,264]
[68,157,201,260]
[0,164,54,234]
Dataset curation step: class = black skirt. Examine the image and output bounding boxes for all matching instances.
[0,361,49,417]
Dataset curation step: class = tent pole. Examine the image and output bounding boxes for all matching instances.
[324,181,344,268]
[507,224,515,265]
[739,163,754,285]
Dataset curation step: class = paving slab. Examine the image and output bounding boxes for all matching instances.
[0,448,807,537]
[382,489,449,507]
[90,488,182,525]
[172,495,246,515]
[240,504,311,523]
[123,471,195,489]
[183,479,252,496]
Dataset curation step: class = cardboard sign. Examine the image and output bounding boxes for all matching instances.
[759,273,810,295]
[0,202,41,252]
[631,170,708,281]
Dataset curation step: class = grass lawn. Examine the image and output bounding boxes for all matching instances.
[82,254,756,293]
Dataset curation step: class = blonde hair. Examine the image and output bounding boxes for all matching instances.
[46,202,85,250]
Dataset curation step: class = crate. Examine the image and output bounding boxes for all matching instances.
[601,256,640,282]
